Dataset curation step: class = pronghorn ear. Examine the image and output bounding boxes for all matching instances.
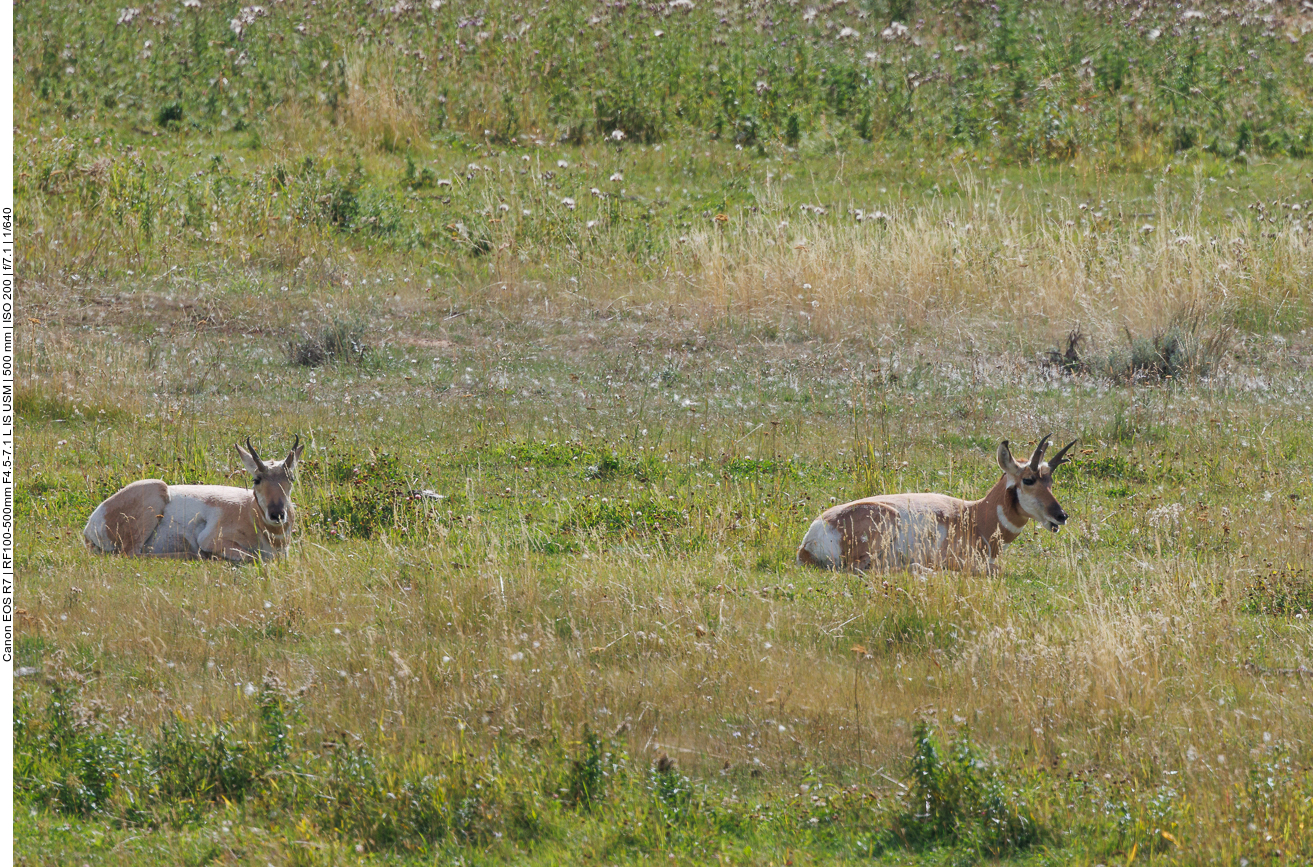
[996,439,1023,477]
[236,443,261,477]
[285,435,303,474]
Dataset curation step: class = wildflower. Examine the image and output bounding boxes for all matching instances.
[755,80,769,94]
[881,21,907,39]
[610,129,626,141]
[669,0,694,9]
[1147,28,1161,40]
[498,203,510,212]
[586,220,599,228]
[182,0,201,7]
[561,197,576,209]
[230,5,265,37]
[609,171,623,182]
[117,7,140,24]
[557,159,569,168]
[1181,9,1205,20]
[1140,224,1155,234]
[1147,503,1184,528]
[510,651,525,661]
[838,26,859,38]
[244,682,256,697]
[864,51,879,61]
[803,7,817,22]
[654,29,664,38]
[590,187,602,196]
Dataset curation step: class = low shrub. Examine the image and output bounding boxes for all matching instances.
[1243,562,1313,616]
[893,724,1042,856]
[288,321,370,368]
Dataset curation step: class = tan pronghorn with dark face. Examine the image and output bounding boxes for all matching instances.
[797,435,1076,575]
[83,436,304,563]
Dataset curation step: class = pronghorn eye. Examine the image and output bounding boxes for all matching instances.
[253,476,263,485]
[1022,477,1036,486]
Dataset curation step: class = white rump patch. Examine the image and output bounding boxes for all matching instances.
[996,505,1024,535]
[799,518,843,568]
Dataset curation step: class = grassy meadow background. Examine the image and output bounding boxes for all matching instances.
[13,0,1313,863]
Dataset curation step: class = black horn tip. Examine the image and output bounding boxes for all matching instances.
[1051,438,1079,468]
[1028,434,1052,468]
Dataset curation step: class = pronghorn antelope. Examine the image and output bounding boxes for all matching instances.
[83,436,304,563]
[797,435,1076,575]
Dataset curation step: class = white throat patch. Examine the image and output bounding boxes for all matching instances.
[996,505,1025,536]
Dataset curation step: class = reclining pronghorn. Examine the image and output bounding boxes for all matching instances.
[84,436,304,563]
[797,435,1075,575]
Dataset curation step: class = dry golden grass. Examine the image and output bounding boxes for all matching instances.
[342,49,424,151]
[671,176,1310,348]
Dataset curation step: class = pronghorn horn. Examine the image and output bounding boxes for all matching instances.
[291,433,301,452]
[1028,434,1052,469]
[246,437,268,473]
[1048,439,1078,471]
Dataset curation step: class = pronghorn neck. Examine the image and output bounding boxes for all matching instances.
[972,474,1029,544]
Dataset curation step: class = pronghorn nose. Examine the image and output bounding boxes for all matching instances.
[268,505,286,522]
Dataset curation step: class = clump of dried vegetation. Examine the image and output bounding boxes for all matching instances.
[288,320,371,368]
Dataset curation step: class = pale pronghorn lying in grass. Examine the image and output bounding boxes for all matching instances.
[83,436,304,563]
[797,436,1076,575]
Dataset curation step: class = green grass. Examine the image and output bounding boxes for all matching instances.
[16,320,1313,864]
[14,0,1313,863]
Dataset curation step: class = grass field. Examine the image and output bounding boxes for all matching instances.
[13,0,1313,864]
